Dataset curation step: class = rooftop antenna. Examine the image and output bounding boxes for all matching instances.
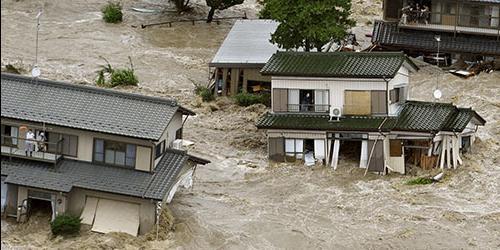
[31,9,43,78]
[433,35,442,101]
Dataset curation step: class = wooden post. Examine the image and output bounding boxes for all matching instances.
[359,140,368,168]
[439,136,446,170]
[230,68,240,95]
[452,136,458,169]
[221,68,228,96]
[330,134,340,170]
[446,135,451,169]
[242,69,248,93]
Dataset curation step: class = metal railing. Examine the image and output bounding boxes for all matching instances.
[398,9,500,38]
[287,104,330,113]
[1,135,64,166]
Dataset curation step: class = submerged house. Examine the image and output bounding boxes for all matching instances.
[209,19,280,96]
[373,0,500,58]
[256,52,485,173]
[0,73,209,236]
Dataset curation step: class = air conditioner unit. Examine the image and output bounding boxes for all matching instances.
[329,106,342,121]
[172,139,183,150]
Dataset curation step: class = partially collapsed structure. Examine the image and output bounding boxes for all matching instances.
[209,19,280,96]
[256,52,485,173]
[0,73,209,236]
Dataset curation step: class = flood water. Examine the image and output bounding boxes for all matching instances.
[1,0,499,249]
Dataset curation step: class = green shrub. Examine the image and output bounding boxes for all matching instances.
[195,86,214,102]
[102,2,123,23]
[50,214,81,236]
[109,68,138,87]
[406,177,434,185]
[234,92,269,107]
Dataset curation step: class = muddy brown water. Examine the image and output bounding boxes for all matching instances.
[2,0,500,249]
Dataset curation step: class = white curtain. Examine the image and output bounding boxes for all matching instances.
[11,127,18,145]
[288,89,299,112]
[314,90,329,112]
[285,139,295,156]
[295,139,303,159]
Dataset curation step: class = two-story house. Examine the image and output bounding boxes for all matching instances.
[0,73,209,236]
[373,0,500,58]
[256,52,485,174]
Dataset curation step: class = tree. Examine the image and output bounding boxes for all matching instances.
[260,0,356,52]
[206,0,244,23]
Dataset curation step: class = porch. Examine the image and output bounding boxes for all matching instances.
[1,135,64,165]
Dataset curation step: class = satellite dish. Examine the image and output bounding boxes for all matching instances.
[31,66,41,77]
[433,89,442,99]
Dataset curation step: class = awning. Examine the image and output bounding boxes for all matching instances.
[81,197,140,236]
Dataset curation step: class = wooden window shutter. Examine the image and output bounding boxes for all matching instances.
[389,89,397,103]
[269,137,285,162]
[371,91,387,115]
[390,139,403,157]
[399,87,406,103]
[273,89,288,112]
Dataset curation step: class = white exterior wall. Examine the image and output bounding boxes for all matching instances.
[271,65,411,116]
[154,112,183,167]
[388,67,410,115]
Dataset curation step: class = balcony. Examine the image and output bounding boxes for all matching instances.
[1,135,64,165]
[286,104,330,113]
[398,9,500,38]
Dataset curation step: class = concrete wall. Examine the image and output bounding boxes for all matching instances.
[66,188,156,235]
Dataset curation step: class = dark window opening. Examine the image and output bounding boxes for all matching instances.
[299,89,314,112]
[155,140,165,159]
[175,128,183,140]
[338,140,362,162]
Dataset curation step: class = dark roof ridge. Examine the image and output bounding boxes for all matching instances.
[1,73,179,107]
[275,51,406,56]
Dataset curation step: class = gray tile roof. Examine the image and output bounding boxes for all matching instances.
[371,21,500,56]
[1,73,195,140]
[0,149,202,200]
[209,19,281,67]
[261,52,418,78]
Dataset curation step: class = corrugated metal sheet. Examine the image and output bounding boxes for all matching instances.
[210,20,281,67]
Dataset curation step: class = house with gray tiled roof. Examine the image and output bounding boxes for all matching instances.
[0,73,209,236]
[256,51,485,174]
[373,0,500,57]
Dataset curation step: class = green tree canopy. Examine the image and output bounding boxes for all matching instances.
[260,0,356,51]
[206,0,244,23]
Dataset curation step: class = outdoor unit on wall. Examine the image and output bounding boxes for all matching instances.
[172,139,183,150]
[329,106,342,122]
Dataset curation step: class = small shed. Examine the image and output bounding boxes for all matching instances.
[209,19,281,96]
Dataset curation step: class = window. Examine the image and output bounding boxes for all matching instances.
[44,132,78,157]
[1,125,18,146]
[93,139,136,168]
[390,87,406,104]
[285,139,304,159]
[344,90,371,115]
[155,140,165,159]
[175,128,183,140]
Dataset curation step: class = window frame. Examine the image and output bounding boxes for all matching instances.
[93,138,137,168]
[155,140,165,159]
[37,131,78,157]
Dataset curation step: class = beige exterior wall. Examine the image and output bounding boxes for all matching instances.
[66,188,156,235]
[267,130,326,139]
[0,117,184,172]
[271,65,412,116]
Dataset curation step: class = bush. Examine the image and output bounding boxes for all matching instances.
[102,2,123,23]
[95,57,138,88]
[406,177,434,185]
[109,69,138,87]
[50,214,81,236]
[195,86,214,102]
[234,92,269,107]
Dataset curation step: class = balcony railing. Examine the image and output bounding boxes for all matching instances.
[287,104,330,113]
[1,135,64,165]
[398,9,500,38]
